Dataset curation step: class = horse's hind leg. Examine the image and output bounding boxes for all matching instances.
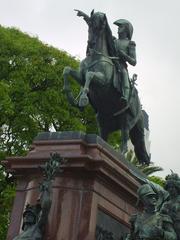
[121,130,129,154]
[129,116,150,165]
[97,114,110,141]
[100,128,109,141]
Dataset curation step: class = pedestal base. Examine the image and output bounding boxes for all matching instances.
[4,132,144,240]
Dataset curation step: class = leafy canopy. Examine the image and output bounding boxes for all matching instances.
[0,25,98,157]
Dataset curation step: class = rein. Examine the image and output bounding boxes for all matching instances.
[85,50,115,71]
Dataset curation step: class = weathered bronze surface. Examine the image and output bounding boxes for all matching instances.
[13,153,64,240]
[127,183,177,240]
[162,172,180,240]
[113,18,136,105]
[63,10,150,165]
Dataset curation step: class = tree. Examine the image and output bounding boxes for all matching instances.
[0,165,15,239]
[0,25,98,156]
[148,175,165,187]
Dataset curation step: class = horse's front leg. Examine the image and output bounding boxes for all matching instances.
[63,66,83,107]
[63,66,83,86]
[79,71,104,107]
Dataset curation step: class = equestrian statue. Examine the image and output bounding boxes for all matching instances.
[63,10,150,165]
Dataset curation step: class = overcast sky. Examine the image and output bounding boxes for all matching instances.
[1,0,180,177]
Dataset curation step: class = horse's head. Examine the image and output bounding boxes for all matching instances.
[87,10,109,54]
[89,10,107,32]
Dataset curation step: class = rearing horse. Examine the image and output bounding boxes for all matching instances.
[63,11,150,165]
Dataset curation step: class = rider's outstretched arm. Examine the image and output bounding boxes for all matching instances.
[74,9,90,25]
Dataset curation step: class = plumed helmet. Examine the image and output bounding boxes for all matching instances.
[113,19,133,40]
[137,184,157,199]
[164,171,180,192]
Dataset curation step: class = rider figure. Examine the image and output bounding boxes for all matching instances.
[75,11,137,107]
[113,19,137,106]
[161,172,180,240]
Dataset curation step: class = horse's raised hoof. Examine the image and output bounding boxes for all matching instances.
[79,93,89,107]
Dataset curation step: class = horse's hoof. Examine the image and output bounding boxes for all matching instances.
[140,160,150,166]
[79,94,89,107]
[121,146,128,155]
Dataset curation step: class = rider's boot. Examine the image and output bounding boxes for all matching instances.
[120,70,130,108]
[121,87,129,108]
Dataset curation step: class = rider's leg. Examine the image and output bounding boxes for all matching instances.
[121,69,130,105]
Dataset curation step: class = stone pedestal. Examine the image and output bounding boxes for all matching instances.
[4,132,144,240]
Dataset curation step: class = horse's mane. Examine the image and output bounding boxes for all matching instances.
[103,15,117,58]
[87,12,117,58]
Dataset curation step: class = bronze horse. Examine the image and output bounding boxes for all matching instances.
[63,11,150,165]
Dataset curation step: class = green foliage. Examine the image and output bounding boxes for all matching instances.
[108,130,121,149]
[0,25,98,238]
[126,150,163,176]
[0,165,15,239]
[126,150,165,187]
[0,25,98,156]
[148,175,165,187]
